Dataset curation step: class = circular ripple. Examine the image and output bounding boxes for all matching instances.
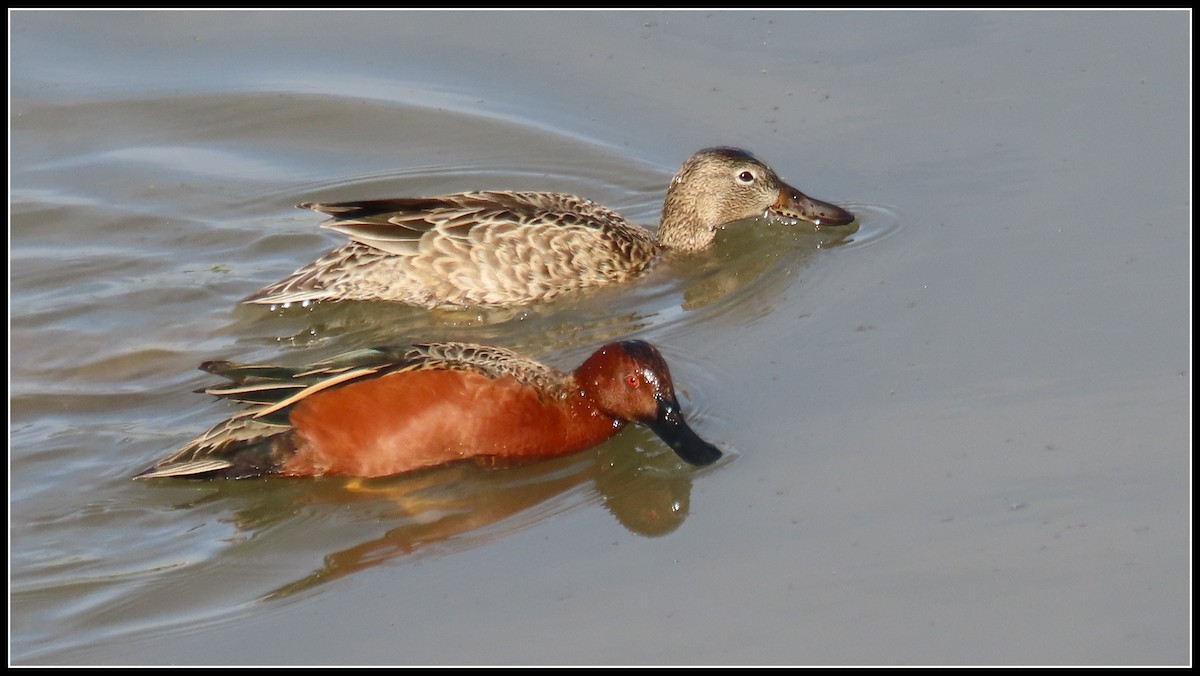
[833,202,904,250]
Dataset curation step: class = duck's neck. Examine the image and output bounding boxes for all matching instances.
[656,176,718,252]
[549,387,625,455]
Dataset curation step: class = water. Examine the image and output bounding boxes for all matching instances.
[9,10,1190,666]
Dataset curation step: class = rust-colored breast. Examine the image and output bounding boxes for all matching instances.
[281,369,623,478]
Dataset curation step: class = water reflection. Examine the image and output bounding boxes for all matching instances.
[673,215,860,313]
[144,434,709,601]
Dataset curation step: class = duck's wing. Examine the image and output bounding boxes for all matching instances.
[244,191,659,307]
[305,191,639,257]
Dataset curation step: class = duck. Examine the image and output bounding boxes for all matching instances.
[243,147,855,308]
[135,340,722,479]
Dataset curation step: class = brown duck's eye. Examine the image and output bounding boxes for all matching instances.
[737,170,755,184]
[624,374,640,388]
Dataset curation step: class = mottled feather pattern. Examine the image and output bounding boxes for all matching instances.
[250,192,660,307]
[242,148,854,307]
[406,342,569,398]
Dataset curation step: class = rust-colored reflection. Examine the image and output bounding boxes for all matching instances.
[173,434,704,600]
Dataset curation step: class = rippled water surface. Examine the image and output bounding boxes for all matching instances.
[10,10,1190,666]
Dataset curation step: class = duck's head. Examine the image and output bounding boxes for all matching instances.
[658,147,855,251]
[576,340,722,467]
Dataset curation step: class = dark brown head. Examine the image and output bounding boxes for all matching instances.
[575,340,722,466]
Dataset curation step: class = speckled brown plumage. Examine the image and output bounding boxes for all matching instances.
[244,147,854,308]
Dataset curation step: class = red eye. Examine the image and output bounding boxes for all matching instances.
[624,374,639,388]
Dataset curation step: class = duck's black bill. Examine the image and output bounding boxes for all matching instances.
[646,399,723,466]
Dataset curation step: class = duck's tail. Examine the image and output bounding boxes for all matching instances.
[134,416,296,479]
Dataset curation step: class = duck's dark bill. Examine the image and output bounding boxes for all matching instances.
[773,185,856,227]
[646,400,723,466]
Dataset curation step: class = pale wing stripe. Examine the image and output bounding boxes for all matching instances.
[251,367,380,419]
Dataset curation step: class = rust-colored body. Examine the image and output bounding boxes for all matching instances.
[136,340,721,480]
[282,369,621,477]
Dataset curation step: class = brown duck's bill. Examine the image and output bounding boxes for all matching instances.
[772,183,856,227]
[645,398,723,466]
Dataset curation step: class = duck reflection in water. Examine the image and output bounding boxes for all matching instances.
[152,437,708,600]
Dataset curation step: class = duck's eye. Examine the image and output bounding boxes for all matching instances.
[737,170,755,184]
[624,374,640,388]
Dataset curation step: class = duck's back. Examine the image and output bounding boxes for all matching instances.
[244,191,662,308]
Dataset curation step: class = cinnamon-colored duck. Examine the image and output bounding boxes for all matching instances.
[243,147,854,308]
[135,340,721,479]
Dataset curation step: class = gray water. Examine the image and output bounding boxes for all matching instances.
[9,10,1191,666]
